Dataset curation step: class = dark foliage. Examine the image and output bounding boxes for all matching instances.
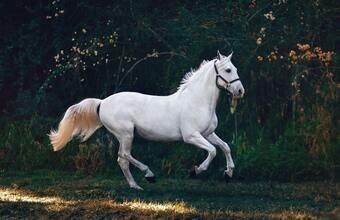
[0,0,338,181]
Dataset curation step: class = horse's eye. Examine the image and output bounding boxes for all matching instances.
[226,68,231,73]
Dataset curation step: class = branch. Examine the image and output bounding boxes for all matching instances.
[114,51,187,92]
[141,22,175,51]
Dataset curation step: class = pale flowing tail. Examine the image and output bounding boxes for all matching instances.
[49,98,102,151]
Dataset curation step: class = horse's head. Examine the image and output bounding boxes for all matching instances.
[214,51,245,98]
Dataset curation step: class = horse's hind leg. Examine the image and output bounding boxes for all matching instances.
[123,154,155,182]
[117,135,143,190]
[118,134,155,182]
[117,133,155,189]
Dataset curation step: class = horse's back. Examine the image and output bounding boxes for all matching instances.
[100,92,182,141]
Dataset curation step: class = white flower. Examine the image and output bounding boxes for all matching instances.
[259,27,266,38]
[54,54,60,62]
[256,37,262,45]
[264,11,276,21]
[260,27,266,34]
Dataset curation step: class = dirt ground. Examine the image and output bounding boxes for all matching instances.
[0,170,339,219]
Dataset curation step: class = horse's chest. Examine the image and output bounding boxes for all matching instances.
[201,114,217,136]
[187,111,217,136]
[180,104,218,137]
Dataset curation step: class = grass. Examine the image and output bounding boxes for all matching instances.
[0,170,339,219]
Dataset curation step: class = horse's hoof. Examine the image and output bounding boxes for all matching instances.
[223,168,233,183]
[224,172,231,183]
[145,176,156,183]
[130,184,144,190]
[189,166,197,178]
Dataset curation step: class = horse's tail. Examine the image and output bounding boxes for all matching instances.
[49,98,102,151]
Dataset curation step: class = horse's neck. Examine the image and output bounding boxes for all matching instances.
[200,64,220,112]
[179,62,220,112]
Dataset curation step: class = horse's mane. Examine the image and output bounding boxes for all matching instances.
[177,59,211,91]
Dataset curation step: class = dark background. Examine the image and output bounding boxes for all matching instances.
[0,0,338,181]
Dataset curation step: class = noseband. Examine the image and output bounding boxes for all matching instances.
[214,60,240,92]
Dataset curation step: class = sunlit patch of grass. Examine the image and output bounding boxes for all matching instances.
[45,203,72,212]
[77,199,199,218]
[0,187,75,212]
[0,187,72,205]
[0,186,198,218]
[119,200,196,214]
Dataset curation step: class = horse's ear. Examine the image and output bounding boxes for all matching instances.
[227,51,233,60]
[217,50,222,60]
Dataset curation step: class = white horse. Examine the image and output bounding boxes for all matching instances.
[49,51,244,190]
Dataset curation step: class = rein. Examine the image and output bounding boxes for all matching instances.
[214,60,240,93]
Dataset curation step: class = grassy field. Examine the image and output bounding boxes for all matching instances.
[0,170,338,219]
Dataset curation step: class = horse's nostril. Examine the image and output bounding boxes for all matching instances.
[238,89,242,95]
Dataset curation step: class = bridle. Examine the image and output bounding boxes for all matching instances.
[214,60,240,147]
[214,60,240,93]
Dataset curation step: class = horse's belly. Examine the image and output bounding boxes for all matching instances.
[135,122,181,141]
[133,97,181,141]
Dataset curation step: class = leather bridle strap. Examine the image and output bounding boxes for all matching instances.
[214,60,240,91]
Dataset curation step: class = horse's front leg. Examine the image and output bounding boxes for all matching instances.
[206,132,235,177]
[184,132,217,175]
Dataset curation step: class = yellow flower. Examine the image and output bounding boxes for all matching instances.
[289,50,296,57]
[314,47,321,53]
[297,43,310,51]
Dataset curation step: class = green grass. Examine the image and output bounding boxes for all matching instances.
[0,170,339,219]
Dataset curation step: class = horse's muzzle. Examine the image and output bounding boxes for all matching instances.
[232,83,245,98]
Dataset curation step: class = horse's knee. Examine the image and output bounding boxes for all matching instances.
[209,147,217,158]
[117,156,128,168]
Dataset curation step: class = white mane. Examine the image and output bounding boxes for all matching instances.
[177,59,211,91]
